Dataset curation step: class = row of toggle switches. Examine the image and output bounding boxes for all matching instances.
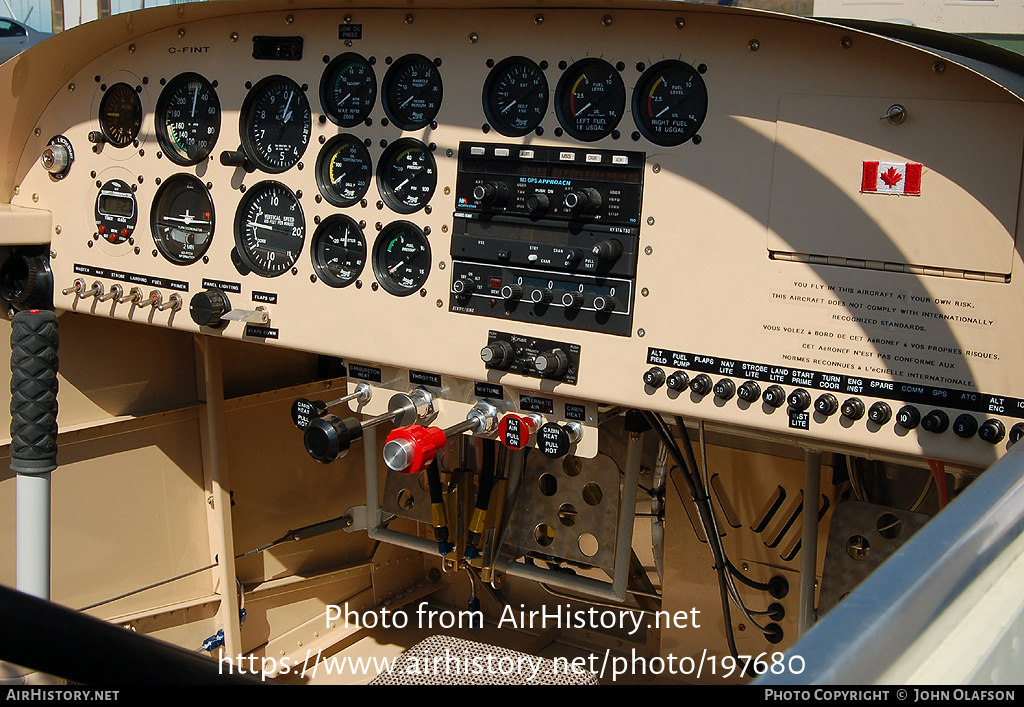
[62,278,182,312]
[644,367,1023,444]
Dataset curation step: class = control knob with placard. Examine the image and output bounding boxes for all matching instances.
[762,385,786,408]
[689,374,713,397]
[667,370,690,392]
[291,382,372,430]
[189,288,231,328]
[713,378,736,401]
[644,367,666,389]
[498,413,540,450]
[953,414,978,439]
[537,421,583,459]
[868,402,892,425]
[841,398,865,421]
[896,405,921,429]
[383,402,499,474]
[787,389,811,412]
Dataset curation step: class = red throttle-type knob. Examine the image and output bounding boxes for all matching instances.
[383,425,448,475]
[497,414,537,450]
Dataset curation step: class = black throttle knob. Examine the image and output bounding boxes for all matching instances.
[304,415,365,464]
[10,310,59,474]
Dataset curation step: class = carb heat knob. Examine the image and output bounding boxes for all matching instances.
[304,415,366,464]
[189,288,230,328]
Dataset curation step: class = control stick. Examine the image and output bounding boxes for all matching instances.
[383,402,500,475]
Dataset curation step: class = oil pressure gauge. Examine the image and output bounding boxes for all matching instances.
[372,221,431,296]
[377,138,436,214]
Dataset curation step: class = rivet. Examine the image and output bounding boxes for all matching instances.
[645,245,653,255]
[840,36,852,49]
[748,39,759,52]
[441,225,448,233]
[438,261,446,270]
[652,164,661,173]
[33,128,40,137]
[54,226,61,235]
[602,15,612,26]
[177,27,185,38]
[638,329,645,337]
[436,300,443,308]
[933,61,945,74]
[31,193,38,202]
[67,83,75,92]
[534,13,543,24]
[646,217,655,226]
[286,14,294,24]
[49,249,56,258]
[675,17,685,29]
[12,186,18,195]
[230,32,238,42]
[443,186,451,195]
[405,13,414,24]
[641,288,649,297]
[469,32,478,43]
[128,44,136,53]
[343,14,352,24]
[445,148,454,157]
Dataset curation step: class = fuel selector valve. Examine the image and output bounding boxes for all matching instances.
[383,402,500,475]
[302,387,435,464]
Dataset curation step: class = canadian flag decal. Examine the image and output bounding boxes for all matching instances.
[861,161,922,195]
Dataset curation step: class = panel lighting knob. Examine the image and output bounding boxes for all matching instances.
[762,385,786,408]
[480,340,515,369]
[643,367,666,389]
[868,401,892,425]
[713,378,736,401]
[814,394,839,417]
[787,389,811,412]
[896,405,921,429]
[841,398,865,421]
[666,370,689,392]
[978,419,1005,444]
[921,409,949,434]
[737,380,761,403]
[953,414,978,439]
[189,288,230,328]
[534,348,569,378]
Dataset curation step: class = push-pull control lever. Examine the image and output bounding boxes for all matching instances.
[303,388,435,464]
[292,382,373,430]
[537,421,583,459]
[383,402,500,475]
[497,413,541,450]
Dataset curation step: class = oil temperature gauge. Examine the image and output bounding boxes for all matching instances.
[151,174,214,265]
[315,135,372,207]
[311,215,366,287]
[372,221,431,296]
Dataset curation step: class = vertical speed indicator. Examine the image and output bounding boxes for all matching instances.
[234,182,305,277]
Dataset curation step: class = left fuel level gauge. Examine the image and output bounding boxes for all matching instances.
[151,174,215,265]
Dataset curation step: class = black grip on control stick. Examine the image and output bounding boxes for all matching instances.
[10,310,59,474]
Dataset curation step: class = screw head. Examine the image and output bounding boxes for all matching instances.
[748,39,760,51]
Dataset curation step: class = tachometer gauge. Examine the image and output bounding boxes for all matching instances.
[631,60,708,146]
[151,174,215,265]
[377,138,436,214]
[311,215,366,288]
[381,54,442,131]
[320,53,377,127]
[240,76,311,174]
[315,135,372,207]
[98,82,143,148]
[483,56,548,137]
[555,58,625,142]
[372,221,431,296]
[156,73,221,166]
[234,182,305,277]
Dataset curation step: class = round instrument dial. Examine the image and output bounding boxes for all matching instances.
[98,82,143,148]
[320,53,377,127]
[156,73,221,165]
[555,59,625,142]
[631,60,708,146]
[240,76,311,173]
[234,182,305,277]
[315,135,372,207]
[483,56,548,137]
[372,222,431,296]
[381,54,443,131]
[311,215,366,288]
[151,174,215,264]
[377,138,437,214]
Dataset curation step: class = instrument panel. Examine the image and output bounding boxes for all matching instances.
[5,0,1024,467]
